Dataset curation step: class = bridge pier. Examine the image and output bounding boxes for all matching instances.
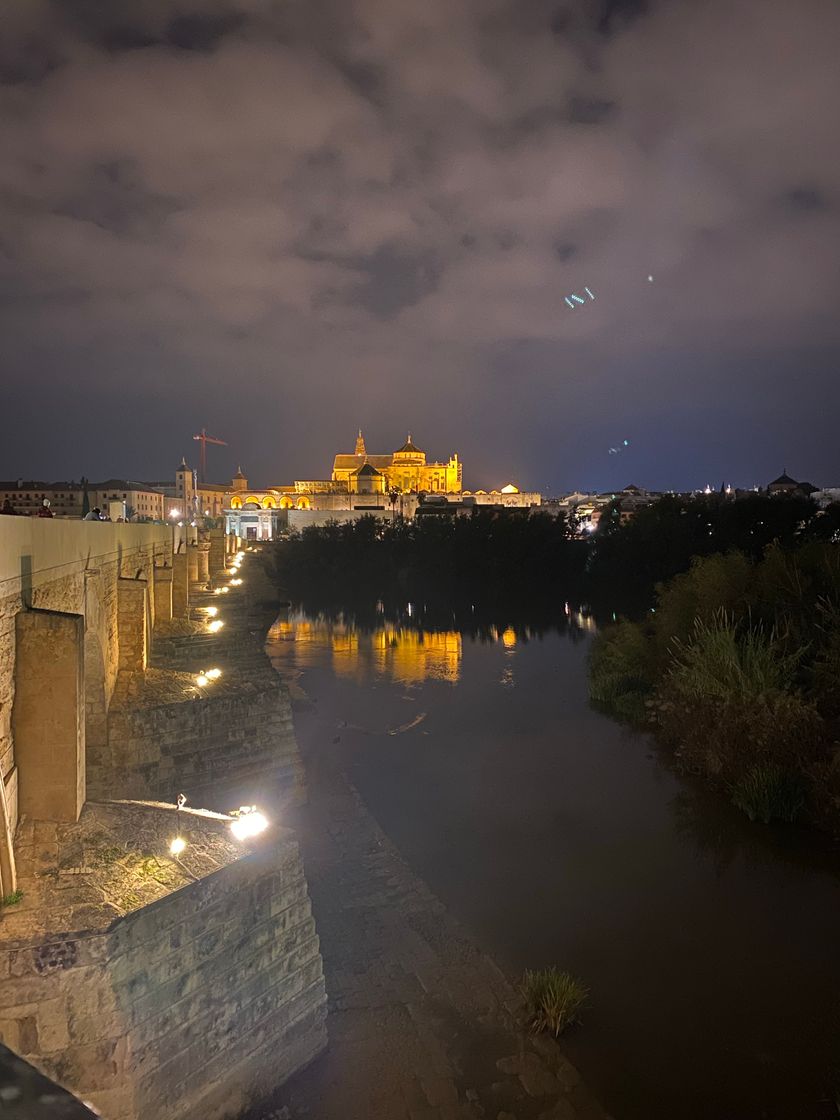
[153,565,173,623]
[197,545,210,585]
[117,580,148,672]
[187,546,199,586]
[208,528,225,577]
[172,553,189,618]
[12,610,85,824]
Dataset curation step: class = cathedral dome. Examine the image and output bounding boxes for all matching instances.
[393,433,425,464]
[395,433,423,455]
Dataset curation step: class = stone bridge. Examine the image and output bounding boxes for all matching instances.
[0,520,325,1119]
[0,518,181,889]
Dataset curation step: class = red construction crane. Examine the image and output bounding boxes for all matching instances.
[193,428,227,483]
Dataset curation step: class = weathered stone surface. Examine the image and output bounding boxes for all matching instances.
[97,562,305,810]
[518,1063,559,1099]
[247,726,611,1120]
[538,1101,578,1120]
[0,800,327,1120]
[12,610,85,824]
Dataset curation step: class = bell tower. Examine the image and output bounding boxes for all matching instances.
[355,429,366,457]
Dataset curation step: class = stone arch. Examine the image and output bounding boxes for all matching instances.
[262,495,277,509]
[296,497,311,510]
[243,496,262,508]
[230,496,243,510]
[279,497,294,509]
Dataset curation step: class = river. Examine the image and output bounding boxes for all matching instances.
[266,603,840,1120]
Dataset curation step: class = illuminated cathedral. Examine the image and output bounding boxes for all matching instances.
[223,431,535,539]
[332,431,462,495]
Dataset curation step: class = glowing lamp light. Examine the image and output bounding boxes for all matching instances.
[195,673,209,687]
[230,807,268,841]
[221,587,229,594]
[208,620,224,633]
[205,606,218,617]
[169,508,179,519]
[206,668,222,680]
[169,836,187,856]
[230,578,243,586]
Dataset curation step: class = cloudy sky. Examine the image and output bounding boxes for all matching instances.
[1,0,838,492]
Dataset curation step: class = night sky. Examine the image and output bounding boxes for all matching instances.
[1,0,838,493]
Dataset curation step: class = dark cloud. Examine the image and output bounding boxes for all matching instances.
[597,0,650,37]
[0,0,839,491]
[352,246,442,319]
[783,186,828,213]
[53,160,180,235]
[567,95,616,125]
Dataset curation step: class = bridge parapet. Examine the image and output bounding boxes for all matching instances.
[0,520,172,893]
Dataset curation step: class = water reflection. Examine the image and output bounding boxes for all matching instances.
[267,599,840,1119]
[269,615,459,684]
[267,600,596,686]
[672,783,840,881]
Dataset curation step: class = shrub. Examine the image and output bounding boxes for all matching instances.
[729,765,806,824]
[589,620,654,724]
[659,612,820,776]
[521,968,588,1037]
[666,612,803,704]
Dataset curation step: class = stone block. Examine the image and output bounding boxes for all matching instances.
[12,609,85,822]
[152,567,173,625]
[117,580,148,672]
[172,554,189,619]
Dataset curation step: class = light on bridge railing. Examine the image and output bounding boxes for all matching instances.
[229,806,268,841]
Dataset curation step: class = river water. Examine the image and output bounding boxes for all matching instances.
[266,605,840,1120]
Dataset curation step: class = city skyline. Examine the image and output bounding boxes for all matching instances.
[2,0,839,491]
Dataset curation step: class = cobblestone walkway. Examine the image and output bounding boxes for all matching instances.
[252,724,611,1120]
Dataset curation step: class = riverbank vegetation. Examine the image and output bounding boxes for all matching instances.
[586,493,840,604]
[590,541,840,827]
[264,510,587,606]
[265,494,840,612]
[262,497,840,826]
[521,968,588,1037]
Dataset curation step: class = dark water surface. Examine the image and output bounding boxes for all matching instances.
[266,607,840,1120]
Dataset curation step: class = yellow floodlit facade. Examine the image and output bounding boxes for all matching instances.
[331,432,462,495]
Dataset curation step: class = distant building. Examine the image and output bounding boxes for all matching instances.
[0,479,165,520]
[767,471,818,498]
[220,434,542,539]
[812,487,840,508]
[147,459,228,520]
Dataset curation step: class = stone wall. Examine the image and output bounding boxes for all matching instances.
[102,673,304,812]
[0,803,327,1120]
[0,520,171,885]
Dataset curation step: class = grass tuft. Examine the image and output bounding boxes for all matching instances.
[1,888,24,908]
[729,765,805,824]
[521,967,588,1037]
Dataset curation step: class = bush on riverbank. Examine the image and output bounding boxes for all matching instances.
[521,968,588,1037]
[729,766,806,824]
[589,620,656,724]
[589,543,840,827]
